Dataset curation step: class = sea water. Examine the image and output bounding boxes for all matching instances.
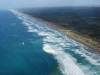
[0,10,100,75]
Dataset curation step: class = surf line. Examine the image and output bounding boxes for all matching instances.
[11,10,85,75]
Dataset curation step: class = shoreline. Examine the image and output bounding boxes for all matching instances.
[48,22,100,53]
[26,15,100,53]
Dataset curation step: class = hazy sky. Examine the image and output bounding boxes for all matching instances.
[0,0,100,9]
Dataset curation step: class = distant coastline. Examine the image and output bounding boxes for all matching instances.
[21,7,100,52]
[31,16,100,53]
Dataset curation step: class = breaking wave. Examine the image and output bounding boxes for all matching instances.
[11,10,100,75]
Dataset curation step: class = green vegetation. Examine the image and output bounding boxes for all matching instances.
[22,7,100,51]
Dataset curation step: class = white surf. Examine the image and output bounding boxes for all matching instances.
[11,10,100,75]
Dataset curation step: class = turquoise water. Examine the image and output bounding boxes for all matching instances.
[0,10,100,75]
[0,10,61,75]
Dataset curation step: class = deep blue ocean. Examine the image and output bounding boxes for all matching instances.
[0,10,100,75]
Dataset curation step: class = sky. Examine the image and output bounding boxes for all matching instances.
[0,0,100,9]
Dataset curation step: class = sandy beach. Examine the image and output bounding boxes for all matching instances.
[30,16,100,53]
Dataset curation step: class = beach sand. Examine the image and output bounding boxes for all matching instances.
[28,15,100,53]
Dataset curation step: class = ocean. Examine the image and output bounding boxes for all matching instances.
[0,10,100,75]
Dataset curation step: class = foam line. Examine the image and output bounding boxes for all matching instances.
[11,10,100,75]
